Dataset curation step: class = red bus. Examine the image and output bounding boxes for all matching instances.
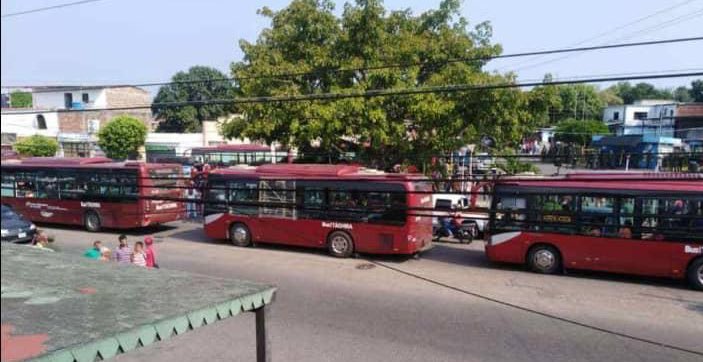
[485,172,703,290]
[1,157,184,231]
[203,164,433,257]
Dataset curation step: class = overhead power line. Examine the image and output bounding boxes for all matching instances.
[1,37,702,89]
[1,0,107,18]
[500,0,700,71]
[4,71,702,116]
[511,8,703,73]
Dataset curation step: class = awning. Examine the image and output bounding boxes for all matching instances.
[591,135,641,147]
[1,244,276,362]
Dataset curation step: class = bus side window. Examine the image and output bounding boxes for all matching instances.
[15,171,37,198]
[1,172,16,197]
[578,196,616,237]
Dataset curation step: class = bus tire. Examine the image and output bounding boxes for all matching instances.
[527,244,561,274]
[686,258,703,291]
[328,231,354,258]
[84,210,101,232]
[229,223,252,247]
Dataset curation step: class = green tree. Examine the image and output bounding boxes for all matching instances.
[554,119,610,146]
[14,135,58,156]
[690,79,703,102]
[673,86,693,102]
[152,66,237,132]
[9,91,32,108]
[608,82,673,104]
[97,115,148,160]
[598,88,623,106]
[224,0,524,169]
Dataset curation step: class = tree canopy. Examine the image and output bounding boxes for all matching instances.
[608,82,673,104]
[97,115,148,160]
[9,91,32,108]
[14,135,58,157]
[554,119,610,147]
[223,0,529,169]
[152,66,237,132]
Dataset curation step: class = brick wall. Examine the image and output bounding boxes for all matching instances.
[58,110,153,133]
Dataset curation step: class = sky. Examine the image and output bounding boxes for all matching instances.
[1,0,702,94]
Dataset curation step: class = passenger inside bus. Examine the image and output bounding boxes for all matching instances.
[617,220,633,239]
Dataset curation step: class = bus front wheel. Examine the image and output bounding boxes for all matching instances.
[328,231,354,258]
[687,258,703,291]
[527,245,561,274]
[84,211,101,232]
[229,223,252,247]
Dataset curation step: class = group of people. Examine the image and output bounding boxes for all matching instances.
[84,234,158,268]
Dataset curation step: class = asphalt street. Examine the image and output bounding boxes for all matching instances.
[28,221,703,362]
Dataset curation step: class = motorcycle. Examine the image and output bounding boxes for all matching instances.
[433,215,475,244]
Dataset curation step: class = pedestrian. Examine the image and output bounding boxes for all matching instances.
[131,241,147,267]
[99,246,112,261]
[114,234,132,264]
[144,236,158,268]
[83,241,102,259]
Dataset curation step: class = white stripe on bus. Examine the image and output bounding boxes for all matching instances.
[490,231,522,245]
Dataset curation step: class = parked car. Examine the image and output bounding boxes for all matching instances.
[1,204,36,243]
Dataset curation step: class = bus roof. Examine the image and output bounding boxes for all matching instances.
[212,164,426,180]
[3,157,181,170]
[496,174,703,193]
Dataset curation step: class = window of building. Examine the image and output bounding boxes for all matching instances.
[613,111,620,120]
[61,142,90,157]
[633,112,648,120]
[64,93,73,109]
[36,115,47,129]
[82,93,89,103]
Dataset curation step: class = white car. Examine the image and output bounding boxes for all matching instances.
[431,194,488,236]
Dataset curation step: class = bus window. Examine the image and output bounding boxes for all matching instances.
[579,196,616,237]
[206,180,228,213]
[228,180,258,215]
[537,194,574,233]
[36,171,59,199]
[15,171,37,198]
[494,195,528,231]
[1,172,16,197]
[259,180,295,218]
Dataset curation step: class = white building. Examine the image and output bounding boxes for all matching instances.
[602,100,672,136]
[1,110,60,149]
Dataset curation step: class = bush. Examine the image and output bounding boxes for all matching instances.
[14,135,58,157]
[97,115,148,160]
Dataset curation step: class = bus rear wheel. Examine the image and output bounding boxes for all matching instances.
[527,245,561,274]
[84,211,101,232]
[328,231,354,258]
[687,258,703,291]
[229,223,251,247]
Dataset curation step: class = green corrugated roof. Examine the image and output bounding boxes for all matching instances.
[0,244,276,362]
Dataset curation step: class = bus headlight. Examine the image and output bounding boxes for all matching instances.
[1,229,8,236]
[29,224,36,230]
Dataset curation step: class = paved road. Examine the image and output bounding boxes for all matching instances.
[32,222,703,362]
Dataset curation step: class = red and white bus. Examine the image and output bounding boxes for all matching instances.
[485,172,703,289]
[203,164,433,257]
[1,157,184,231]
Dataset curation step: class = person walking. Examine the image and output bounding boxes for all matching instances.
[131,241,147,267]
[114,235,132,264]
[144,236,158,268]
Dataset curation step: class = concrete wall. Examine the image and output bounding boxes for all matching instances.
[0,111,60,138]
[33,89,107,109]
